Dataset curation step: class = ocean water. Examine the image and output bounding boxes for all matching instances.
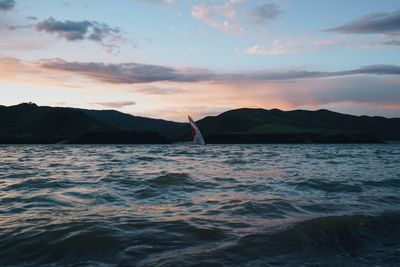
[0,144,399,266]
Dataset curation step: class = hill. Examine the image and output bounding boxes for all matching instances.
[195,108,400,143]
[0,103,107,143]
[80,109,185,133]
[0,103,180,144]
[0,103,399,144]
[79,109,187,141]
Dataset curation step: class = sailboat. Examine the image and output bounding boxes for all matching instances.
[188,115,205,145]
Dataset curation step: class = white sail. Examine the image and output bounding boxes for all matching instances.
[188,115,205,145]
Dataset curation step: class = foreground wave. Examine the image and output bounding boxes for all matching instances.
[0,144,399,266]
[1,213,399,266]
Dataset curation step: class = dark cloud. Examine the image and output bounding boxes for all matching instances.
[39,59,400,84]
[325,10,400,34]
[8,17,129,53]
[39,59,215,83]
[33,17,129,53]
[0,0,15,12]
[91,101,136,108]
[247,3,280,24]
[224,65,400,82]
[383,39,400,46]
[27,16,38,21]
[35,17,120,42]
[350,64,400,75]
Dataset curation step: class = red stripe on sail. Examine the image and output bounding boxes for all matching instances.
[189,116,196,139]
[191,126,196,139]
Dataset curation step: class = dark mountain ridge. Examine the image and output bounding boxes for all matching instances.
[0,103,399,144]
[0,103,177,144]
[80,109,185,132]
[0,103,107,143]
[196,108,400,142]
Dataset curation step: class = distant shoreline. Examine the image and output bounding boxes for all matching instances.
[1,103,399,145]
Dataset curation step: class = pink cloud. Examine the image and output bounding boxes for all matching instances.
[192,2,245,35]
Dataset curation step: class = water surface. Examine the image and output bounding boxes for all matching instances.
[0,144,399,266]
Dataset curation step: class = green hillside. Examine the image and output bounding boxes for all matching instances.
[0,103,399,144]
[0,103,180,144]
[0,103,108,143]
[195,108,400,143]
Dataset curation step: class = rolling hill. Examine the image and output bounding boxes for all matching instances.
[0,103,399,144]
[195,108,400,143]
[0,103,181,144]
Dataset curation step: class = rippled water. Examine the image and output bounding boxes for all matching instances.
[0,144,399,266]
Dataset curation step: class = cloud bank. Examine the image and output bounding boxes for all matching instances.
[39,59,215,83]
[326,10,400,35]
[0,0,15,12]
[3,17,131,53]
[39,59,400,84]
[35,17,120,42]
[6,16,128,53]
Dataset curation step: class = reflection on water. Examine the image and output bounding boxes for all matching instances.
[0,144,400,266]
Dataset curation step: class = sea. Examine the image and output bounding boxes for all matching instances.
[0,144,399,266]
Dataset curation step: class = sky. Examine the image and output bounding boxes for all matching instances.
[1,0,400,121]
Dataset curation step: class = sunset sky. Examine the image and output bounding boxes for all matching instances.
[1,0,400,121]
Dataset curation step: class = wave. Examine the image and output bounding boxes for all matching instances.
[0,221,124,266]
[128,212,400,266]
[145,172,196,187]
[224,158,249,164]
[291,178,363,192]
[1,144,400,266]
[136,156,160,162]
[218,212,400,266]
[0,218,230,267]
[222,199,301,219]
[126,172,219,199]
[0,210,399,267]
[2,178,72,192]
[364,178,400,188]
